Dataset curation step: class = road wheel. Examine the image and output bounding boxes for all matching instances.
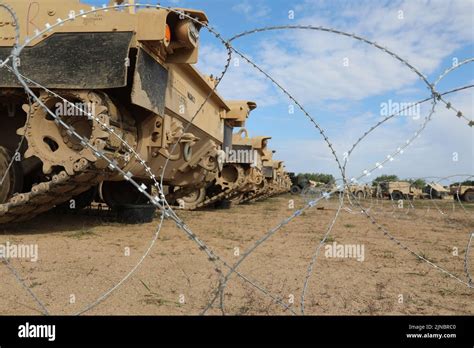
[390,191,403,201]
[463,191,474,203]
[290,185,301,195]
[356,191,365,199]
[181,188,206,208]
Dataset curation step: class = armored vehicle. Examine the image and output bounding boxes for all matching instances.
[450,185,474,202]
[169,101,264,209]
[423,183,449,199]
[346,184,372,199]
[238,139,290,203]
[289,174,310,195]
[0,0,248,223]
[378,181,423,200]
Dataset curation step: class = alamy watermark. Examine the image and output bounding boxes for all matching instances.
[18,322,55,341]
[224,147,258,166]
[380,99,420,120]
[55,101,95,117]
[325,242,365,262]
[0,242,38,262]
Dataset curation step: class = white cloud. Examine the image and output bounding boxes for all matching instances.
[197,0,473,178]
[224,0,472,105]
[198,44,279,106]
[201,0,473,106]
[276,91,473,180]
[257,1,472,104]
[232,0,271,20]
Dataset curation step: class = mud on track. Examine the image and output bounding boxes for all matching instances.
[0,194,473,315]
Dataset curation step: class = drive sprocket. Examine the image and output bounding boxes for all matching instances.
[17,90,113,175]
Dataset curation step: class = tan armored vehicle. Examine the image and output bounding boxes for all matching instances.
[204,132,276,208]
[172,128,290,209]
[450,185,474,202]
[273,161,291,194]
[239,140,290,202]
[346,184,372,199]
[281,172,292,192]
[170,101,265,209]
[0,0,251,223]
[378,181,423,200]
[423,182,449,199]
[219,126,267,203]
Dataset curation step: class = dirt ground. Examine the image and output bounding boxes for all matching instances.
[0,194,473,315]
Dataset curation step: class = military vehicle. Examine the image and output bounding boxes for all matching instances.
[169,101,266,209]
[273,161,292,193]
[346,184,372,199]
[289,174,303,194]
[423,182,449,199]
[290,174,312,194]
[377,181,423,200]
[281,171,292,192]
[0,0,256,223]
[450,185,474,202]
[171,133,290,209]
[216,128,267,205]
[181,132,291,209]
[238,140,290,203]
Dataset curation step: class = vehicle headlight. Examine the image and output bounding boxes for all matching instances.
[175,19,199,48]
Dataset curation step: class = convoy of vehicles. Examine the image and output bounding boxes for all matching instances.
[0,0,290,224]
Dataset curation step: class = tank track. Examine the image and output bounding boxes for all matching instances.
[239,185,278,204]
[0,88,135,224]
[0,159,108,224]
[195,188,241,209]
[240,190,266,204]
[184,181,282,210]
[172,187,243,211]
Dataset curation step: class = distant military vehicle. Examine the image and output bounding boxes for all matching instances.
[423,183,449,199]
[289,174,326,195]
[450,185,474,202]
[238,138,290,203]
[289,174,310,194]
[272,160,291,194]
[170,102,266,209]
[346,184,372,199]
[378,181,423,200]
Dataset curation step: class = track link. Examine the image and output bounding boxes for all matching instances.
[0,160,108,224]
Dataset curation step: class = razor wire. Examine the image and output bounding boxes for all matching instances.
[0,2,21,187]
[215,25,473,313]
[0,2,51,315]
[0,2,472,316]
[5,50,297,317]
[2,1,470,314]
[0,2,298,316]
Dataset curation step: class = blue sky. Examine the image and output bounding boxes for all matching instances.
[82,0,473,182]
